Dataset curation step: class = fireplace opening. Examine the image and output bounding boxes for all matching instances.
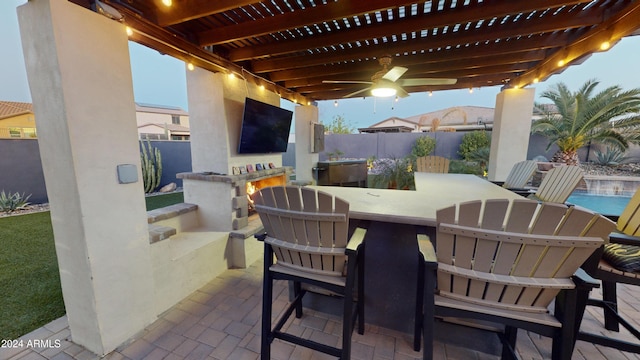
[245,174,287,215]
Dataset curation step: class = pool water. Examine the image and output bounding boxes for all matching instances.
[567,192,631,216]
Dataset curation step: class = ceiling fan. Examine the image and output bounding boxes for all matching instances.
[322,55,457,98]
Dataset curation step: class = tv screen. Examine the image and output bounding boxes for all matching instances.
[237,98,293,154]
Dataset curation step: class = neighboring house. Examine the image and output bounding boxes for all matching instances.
[136,103,190,140]
[358,117,416,133]
[0,101,191,140]
[137,123,191,141]
[359,106,495,133]
[0,101,36,138]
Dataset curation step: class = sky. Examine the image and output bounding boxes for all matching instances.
[2,0,640,130]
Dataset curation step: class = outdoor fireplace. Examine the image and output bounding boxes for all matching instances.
[177,167,292,231]
[246,174,287,215]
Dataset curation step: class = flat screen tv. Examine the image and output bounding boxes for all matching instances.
[237,98,293,154]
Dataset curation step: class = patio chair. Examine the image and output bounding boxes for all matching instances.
[252,185,366,360]
[491,160,537,195]
[414,198,614,360]
[579,188,640,353]
[416,155,450,173]
[528,165,584,203]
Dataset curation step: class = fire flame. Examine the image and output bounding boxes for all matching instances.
[246,182,257,208]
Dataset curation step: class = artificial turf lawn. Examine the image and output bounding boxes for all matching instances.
[0,211,64,340]
[145,191,184,210]
[0,192,184,340]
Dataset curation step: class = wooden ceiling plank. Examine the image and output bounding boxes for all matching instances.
[109,3,314,104]
[227,0,595,61]
[512,0,640,88]
[198,0,417,46]
[270,50,546,82]
[252,31,571,73]
[155,0,261,26]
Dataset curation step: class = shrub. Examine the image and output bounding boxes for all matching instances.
[458,131,491,160]
[449,160,484,175]
[466,146,491,173]
[594,147,627,166]
[411,136,436,158]
[0,191,32,214]
[369,157,415,190]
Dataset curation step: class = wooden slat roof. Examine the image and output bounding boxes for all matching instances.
[84,0,640,104]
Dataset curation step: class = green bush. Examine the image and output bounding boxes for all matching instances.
[411,136,436,158]
[458,131,491,160]
[0,191,31,214]
[449,160,484,175]
[594,147,627,165]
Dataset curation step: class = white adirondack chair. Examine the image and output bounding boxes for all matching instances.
[415,198,614,360]
[253,185,366,360]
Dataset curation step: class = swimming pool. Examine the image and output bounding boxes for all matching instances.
[567,192,631,216]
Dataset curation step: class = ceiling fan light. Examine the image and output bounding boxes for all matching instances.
[371,86,396,97]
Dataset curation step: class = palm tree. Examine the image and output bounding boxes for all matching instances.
[531,79,640,165]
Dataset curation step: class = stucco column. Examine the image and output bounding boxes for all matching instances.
[487,88,536,181]
[295,105,320,184]
[18,0,155,355]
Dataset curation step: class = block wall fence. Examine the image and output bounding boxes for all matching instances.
[0,133,611,204]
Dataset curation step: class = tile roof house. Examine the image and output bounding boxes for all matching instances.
[0,101,190,140]
[0,101,36,138]
[359,106,495,133]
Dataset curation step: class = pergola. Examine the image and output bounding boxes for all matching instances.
[15,0,640,356]
[76,0,640,104]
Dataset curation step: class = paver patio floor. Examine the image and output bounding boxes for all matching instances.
[3,258,640,360]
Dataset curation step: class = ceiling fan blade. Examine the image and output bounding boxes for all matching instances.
[398,78,457,86]
[343,87,371,98]
[382,66,408,82]
[396,86,409,98]
[322,80,373,85]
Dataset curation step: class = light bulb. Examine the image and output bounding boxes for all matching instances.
[125,26,133,36]
[187,63,194,71]
[371,87,396,97]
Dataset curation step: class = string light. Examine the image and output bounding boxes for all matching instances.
[125,26,133,36]
[557,59,565,67]
[187,63,195,71]
[162,0,172,7]
[533,78,539,84]
[469,88,473,94]
[394,96,399,102]
[428,91,433,97]
[334,100,338,107]
[600,41,611,51]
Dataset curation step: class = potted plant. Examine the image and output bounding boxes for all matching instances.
[327,149,344,161]
[369,157,415,190]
